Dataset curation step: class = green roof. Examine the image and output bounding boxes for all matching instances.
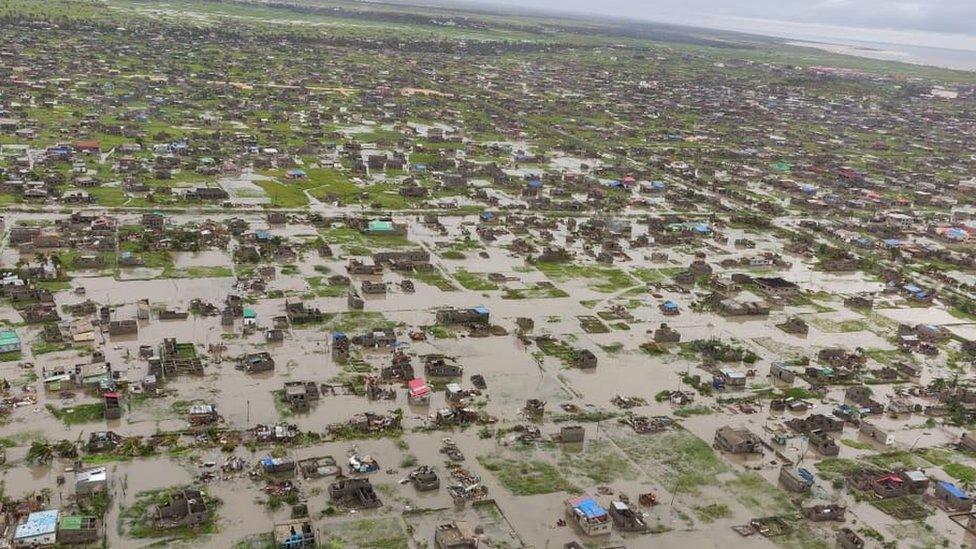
[243,308,257,318]
[59,516,94,531]
[367,220,394,232]
[0,330,19,346]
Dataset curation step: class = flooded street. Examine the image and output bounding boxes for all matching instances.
[0,206,972,549]
[1,2,976,547]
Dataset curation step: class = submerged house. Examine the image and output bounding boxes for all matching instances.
[328,478,381,509]
[425,356,463,377]
[13,509,59,548]
[565,495,611,536]
[239,352,275,373]
[714,426,762,454]
[274,518,316,548]
[435,306,490,326]
[434,521,478,549]
[57,515,99,545]
[779,466,813,493]
[934,481,973,511]
[283,381,320,411]
[408,465,440,492]
[608,500,647,532]
[75,467,108,496]
[653,323,680,343]
[152,489,210,529]
[801,504,846,522]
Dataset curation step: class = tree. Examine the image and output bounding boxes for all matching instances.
[26,441,53,465]
[53,439,78,459]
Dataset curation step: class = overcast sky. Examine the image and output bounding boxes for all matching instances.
[469,0,976,51]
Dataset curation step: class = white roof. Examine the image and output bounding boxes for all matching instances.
[903,470,927,482]
[77,467,107,484]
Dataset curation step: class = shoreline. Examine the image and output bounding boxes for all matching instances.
[787,40,976,73]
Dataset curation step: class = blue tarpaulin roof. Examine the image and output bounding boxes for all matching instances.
[574,497,606,519]
[473,305,489,315]
[940,481,969,499]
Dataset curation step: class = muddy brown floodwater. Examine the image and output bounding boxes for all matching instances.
[0,210,974,549]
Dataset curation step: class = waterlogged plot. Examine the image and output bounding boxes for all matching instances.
[478,455,577,496]
[319,517,410,549]
[1,0,976,547]
[534,262,636,293]
[607,426,729,494]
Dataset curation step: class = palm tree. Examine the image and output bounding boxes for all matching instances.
[116,437,146,457]
[53,439,78,459]
[26,441,54,465]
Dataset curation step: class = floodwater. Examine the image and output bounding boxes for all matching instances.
[0,209,973,548]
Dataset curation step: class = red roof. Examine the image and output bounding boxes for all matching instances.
[408,378,431,397]
[74,140,101,151]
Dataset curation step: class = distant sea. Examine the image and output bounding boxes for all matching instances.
[787,39,976,72]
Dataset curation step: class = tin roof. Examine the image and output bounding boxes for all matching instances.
[0,329,20,346]
[14,509,59,540]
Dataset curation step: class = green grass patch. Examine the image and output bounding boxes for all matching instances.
[840,439,874,450]
[478,455,576,496]
[724,472,795,514]
[452,269,498,291]
[944,462,976,483]
[318,517,409,549]
[501,284,569,299]
[322,311,395,333]
[46,403,104,425]
[608,427,728,493]
[322,226,411,250]
[255,180,309,208]
[693,503,732,523]
[814,458,863,481]
[31,340,73,355]
[534,261,635,293]
[673,405,713,418]
[404,269,457,291]
[631,267,684,284]
[0,350,23,362]
[557,440,637,484]
[599,342,624,354]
